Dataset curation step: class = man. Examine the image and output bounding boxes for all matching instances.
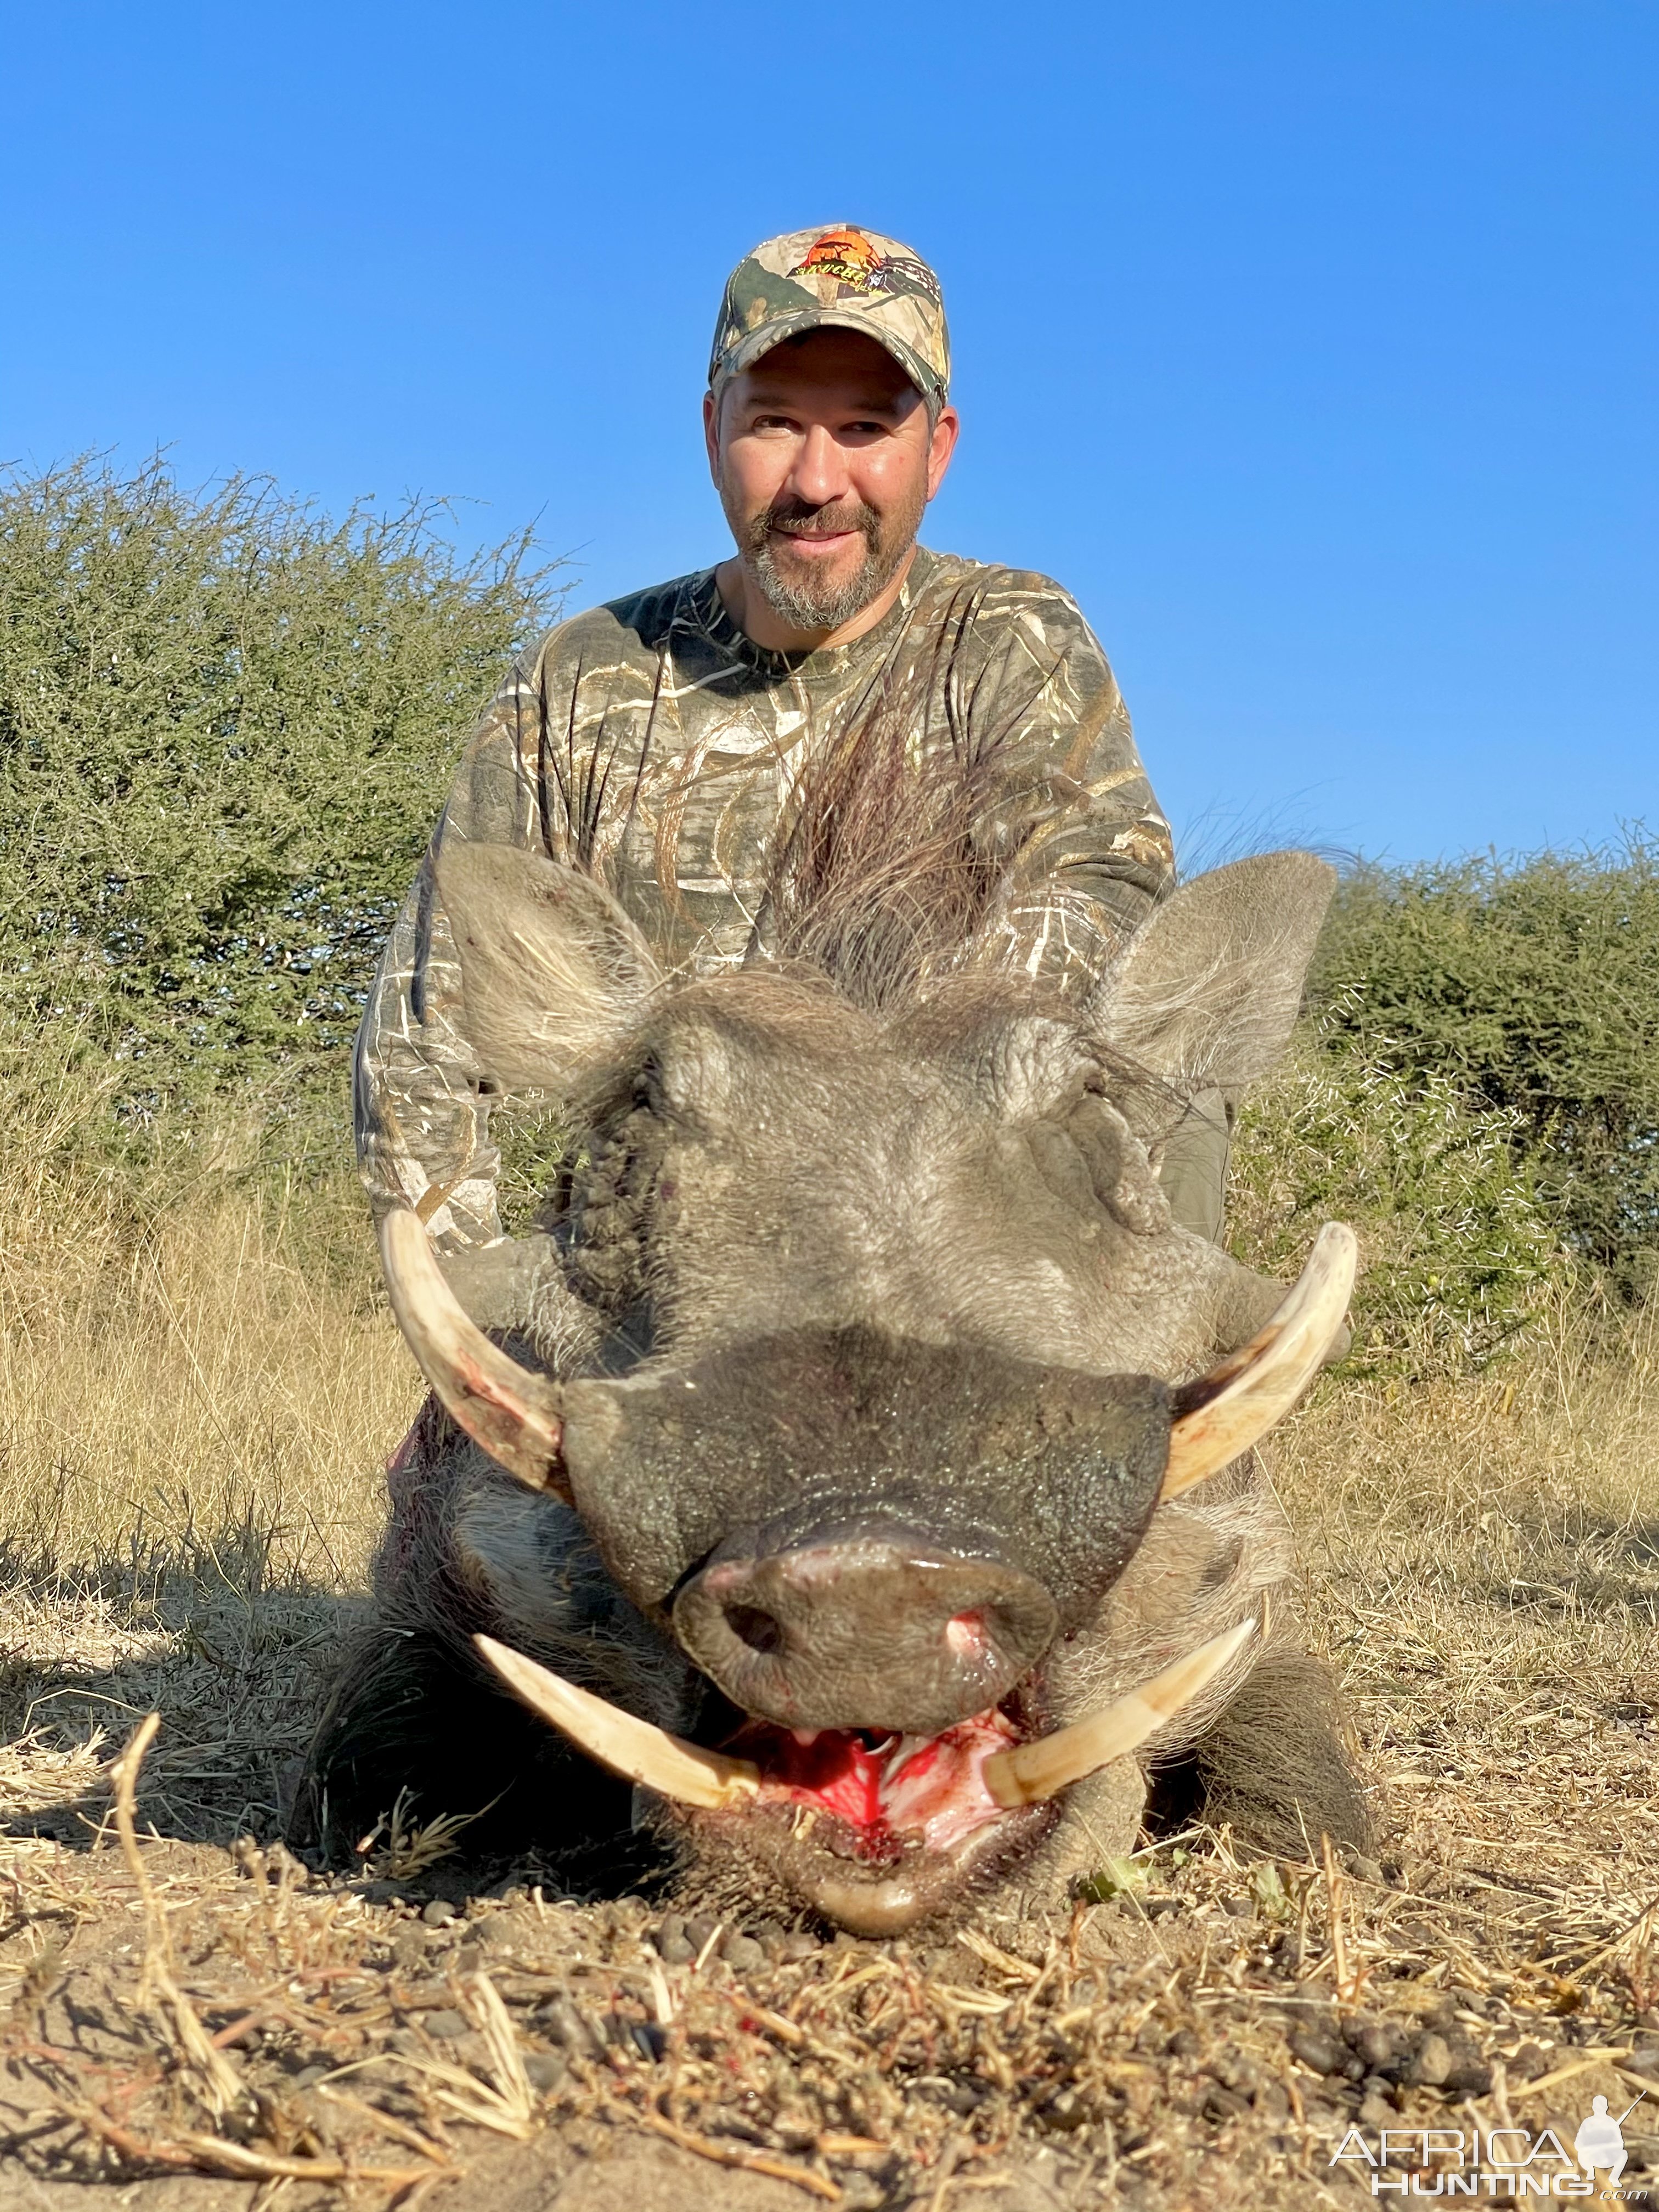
[356,224,1221,1255]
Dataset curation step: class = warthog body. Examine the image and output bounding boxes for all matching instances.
[300,761,1368,1931]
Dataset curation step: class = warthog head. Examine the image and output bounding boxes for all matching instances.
[365,837,1359,1933]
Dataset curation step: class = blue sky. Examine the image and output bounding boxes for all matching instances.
[5,2,1654,865]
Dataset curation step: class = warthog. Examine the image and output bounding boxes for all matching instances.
[299,782,1369,1932]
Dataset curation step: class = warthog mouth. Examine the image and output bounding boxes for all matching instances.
[476,1620,1257,1934]
[688,1699,1047,1935]
[723,1703,1026,1860]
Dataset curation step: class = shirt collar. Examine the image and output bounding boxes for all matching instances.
[689,546,940,680]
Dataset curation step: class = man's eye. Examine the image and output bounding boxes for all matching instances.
[749,414,795,433]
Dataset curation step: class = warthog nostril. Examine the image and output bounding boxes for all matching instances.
[725,1603,786,1655]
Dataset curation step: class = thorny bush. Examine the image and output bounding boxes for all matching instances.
[0,453,560,1116]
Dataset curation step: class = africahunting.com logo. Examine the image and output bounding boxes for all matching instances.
[1329,2094,1650,2197]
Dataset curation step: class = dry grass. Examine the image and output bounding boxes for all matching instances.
[1280,1285,1659,1904]
[0,1071,415,1584]
[0,1123,1656,2206]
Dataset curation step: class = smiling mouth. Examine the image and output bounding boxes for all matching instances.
[474,1621,1255,1922]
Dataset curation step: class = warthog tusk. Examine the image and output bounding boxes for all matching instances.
[378,1207,568,1496]
[981,1616,1259,1810]
[475,1635,763,1810]
[1160,1222,1357,1500]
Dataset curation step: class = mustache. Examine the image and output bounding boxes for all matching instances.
[748,497,881,551]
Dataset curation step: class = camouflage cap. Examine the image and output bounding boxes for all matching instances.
[709,225,951,416]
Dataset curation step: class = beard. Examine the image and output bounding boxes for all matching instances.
[733,484,926,634]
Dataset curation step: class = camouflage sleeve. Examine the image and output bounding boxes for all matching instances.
[971,577,1175,995]
[353,645,552,1252]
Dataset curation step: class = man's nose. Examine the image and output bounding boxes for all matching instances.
[785,423,853,510]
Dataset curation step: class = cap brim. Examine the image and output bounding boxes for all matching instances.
[713,311,944,410]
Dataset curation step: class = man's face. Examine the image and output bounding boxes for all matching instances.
[705,329,959,636]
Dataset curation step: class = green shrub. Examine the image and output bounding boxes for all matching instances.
[0,455,558,1119]
[1229,1019,1567,1378]
[1312,840,1659,1296]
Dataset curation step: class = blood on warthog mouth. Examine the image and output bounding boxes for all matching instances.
[724,1706,1022,1860]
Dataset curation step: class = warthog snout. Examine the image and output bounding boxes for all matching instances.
[549,1328,1177,1683]
[674,1525,1059,1735]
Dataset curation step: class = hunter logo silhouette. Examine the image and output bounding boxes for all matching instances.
[1575,2090,1643,2188]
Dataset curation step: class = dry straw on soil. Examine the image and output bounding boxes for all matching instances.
[0,1111,1656,2208]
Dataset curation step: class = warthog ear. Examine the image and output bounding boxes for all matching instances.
[1090,851,1336,1092]
[437,845,661,1090]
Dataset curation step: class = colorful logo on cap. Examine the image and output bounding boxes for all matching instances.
[788,228,943,309]
[791,228,885,294]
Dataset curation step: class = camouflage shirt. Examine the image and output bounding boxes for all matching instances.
[355,546,1175,1249]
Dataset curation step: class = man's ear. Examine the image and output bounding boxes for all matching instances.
[703,388,722,485]
[926,404,961,502]
[437,844,661,1091]
[1090,851,1336,1092]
